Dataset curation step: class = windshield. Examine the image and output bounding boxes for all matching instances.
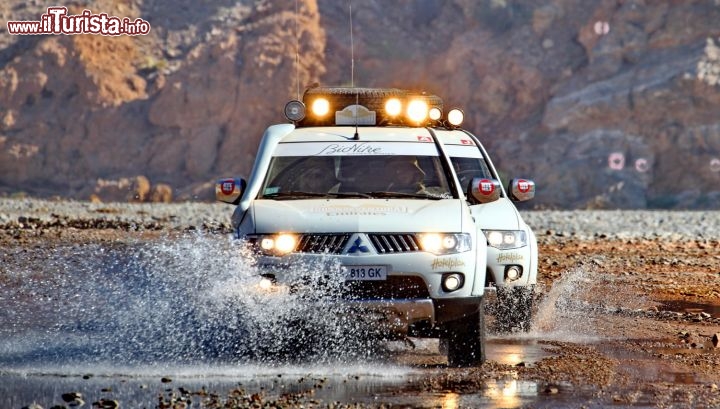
[450,156,494,190]
[259,151,454,200]
[442,143,495,194]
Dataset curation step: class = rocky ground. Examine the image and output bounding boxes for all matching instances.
[2,2,720,208]
[2,198,720,408]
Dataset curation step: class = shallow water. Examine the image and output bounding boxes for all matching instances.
[0,234,683,408]
[0,350,564,409]
[0,365,413,409]
[659,299,720,318]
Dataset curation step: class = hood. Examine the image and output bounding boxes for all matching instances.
[470,198,521,230]
[251,199,463,233]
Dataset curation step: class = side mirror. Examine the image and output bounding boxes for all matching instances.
[215,178,246,204]
[508,178,535,202]
[468,177,501,204]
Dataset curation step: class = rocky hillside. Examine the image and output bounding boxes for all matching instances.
[1,0,719,208]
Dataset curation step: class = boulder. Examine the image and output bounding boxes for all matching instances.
[129,176,151,202]
[150,184,173,203]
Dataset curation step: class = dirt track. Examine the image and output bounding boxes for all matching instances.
[1,201,720,408]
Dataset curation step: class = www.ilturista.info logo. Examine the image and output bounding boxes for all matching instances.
[6,7,150,36]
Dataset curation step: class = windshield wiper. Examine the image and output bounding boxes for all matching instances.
[264,191,443,200]
[263,191,329,200]
[366,191,443,200]
[264,191,372,200]
[329,191,373,198]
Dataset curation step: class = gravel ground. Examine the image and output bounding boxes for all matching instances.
[523,210,720,241]
[2,198,719,240]
[2,198,720,409]
[0,198,232,231]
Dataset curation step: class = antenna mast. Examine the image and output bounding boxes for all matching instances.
[294,0,300,101]
[349,1,359,139]
[349,1,354,88]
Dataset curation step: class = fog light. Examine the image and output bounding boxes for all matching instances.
[259,277,273,290]
[442,273,464,292]
[260,238,275,251]
[505,265,522,281]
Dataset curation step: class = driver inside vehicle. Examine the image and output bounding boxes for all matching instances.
[338,155,428,194]
[384,155,426,193]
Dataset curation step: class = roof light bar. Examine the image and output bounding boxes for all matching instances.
[294,87,465,128]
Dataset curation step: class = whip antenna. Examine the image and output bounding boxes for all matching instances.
[349,1,359,139]
[294,0,300,100]
[349,1,354,88]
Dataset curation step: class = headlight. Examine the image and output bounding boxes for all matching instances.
[418,233,471,255]
[251,233,298,255]
[484,230,527,249]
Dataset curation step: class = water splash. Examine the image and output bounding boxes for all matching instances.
[531,268,597,337]
[526,268,644,341]
[0,232,392,370]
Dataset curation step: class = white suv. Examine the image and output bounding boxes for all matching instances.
[216,87,537,366]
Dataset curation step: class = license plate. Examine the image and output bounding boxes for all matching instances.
[343,265,387,281]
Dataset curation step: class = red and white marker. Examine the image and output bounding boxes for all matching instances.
[479,179,494,195]
[221,180,235,195]
[517,179,530,193]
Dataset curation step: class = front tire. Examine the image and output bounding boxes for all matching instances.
[445,297,486,367]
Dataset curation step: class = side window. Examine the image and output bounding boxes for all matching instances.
[450,157,493,191]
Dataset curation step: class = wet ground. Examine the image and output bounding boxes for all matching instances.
[1,219,720,408]
[0,340,573,409]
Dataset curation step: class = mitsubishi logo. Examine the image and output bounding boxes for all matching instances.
[347,237,370,254]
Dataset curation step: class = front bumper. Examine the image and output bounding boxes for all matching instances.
[252,250,483,334]
[486,245,534,287]
[256,249,480,298]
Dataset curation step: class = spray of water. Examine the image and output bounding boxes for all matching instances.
[530,268,599,338]
[526,267,647,341]
[0,232,394,371]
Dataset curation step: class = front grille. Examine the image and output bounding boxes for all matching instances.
[296,234,351,254]
[343,276,429,300]
[368,234,420,254]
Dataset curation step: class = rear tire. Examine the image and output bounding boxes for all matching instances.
[445,297,486,367]
[495,286,534,333]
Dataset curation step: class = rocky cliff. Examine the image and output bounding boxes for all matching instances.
[1,0,719,208]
